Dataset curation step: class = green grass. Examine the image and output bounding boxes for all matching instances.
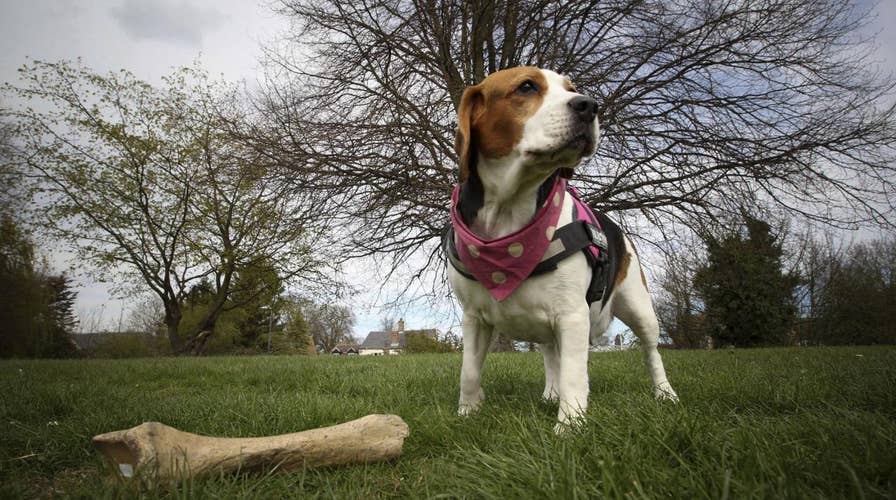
[1,347,895,498]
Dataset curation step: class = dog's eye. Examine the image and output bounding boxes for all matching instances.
[516,80,539,95]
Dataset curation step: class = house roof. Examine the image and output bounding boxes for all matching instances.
[359,330,397,349]
[71,333,106,350]
[358,329,438,350]
[331,344,359,352]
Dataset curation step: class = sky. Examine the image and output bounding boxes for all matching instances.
[1,0,895,340]
[0,0,441,339]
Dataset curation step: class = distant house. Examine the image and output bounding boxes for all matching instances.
[71,333,107,351]
[358,319,438,355]
[330,344,359,355]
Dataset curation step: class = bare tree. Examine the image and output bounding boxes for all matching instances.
[301,300,356,352]
[654,236,707,349]
[380,316,396,333]
[788,229,848,320]
[790,235,896,345]
[125,294,166,336]
[254,0,896,293]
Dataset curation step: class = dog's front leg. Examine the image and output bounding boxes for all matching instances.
[537,343,560,402]
[458,315,494,416]
[554,309,591,431]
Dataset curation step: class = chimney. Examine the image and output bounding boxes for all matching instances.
[398,318,405,333]
[389,330,397,346]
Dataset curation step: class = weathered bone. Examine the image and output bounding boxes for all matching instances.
[92,414,409,481]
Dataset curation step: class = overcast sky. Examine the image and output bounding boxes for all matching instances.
[1,0,895,339]
[0,0,282,85]
[0,0,438,338]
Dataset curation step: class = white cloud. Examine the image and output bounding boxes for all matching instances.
[109,0,228,46]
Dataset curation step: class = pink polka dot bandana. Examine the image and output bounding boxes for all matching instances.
[450,178,567,301]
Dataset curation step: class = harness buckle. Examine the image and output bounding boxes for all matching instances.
[585,223,608,251]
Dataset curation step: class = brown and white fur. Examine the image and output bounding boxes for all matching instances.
[449,67,678,431]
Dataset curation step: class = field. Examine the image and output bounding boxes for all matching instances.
[1,346,895,498]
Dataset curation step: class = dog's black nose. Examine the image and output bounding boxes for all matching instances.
[568,96,599,123]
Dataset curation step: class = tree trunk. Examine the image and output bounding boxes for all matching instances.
[163,305,182,352]
[182,315,219,356]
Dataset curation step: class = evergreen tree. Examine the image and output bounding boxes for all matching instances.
[39,274,79,357]
[274,307,316,355]
[694,216,798,347]
[0,215,43,357]
[0,215,78,358]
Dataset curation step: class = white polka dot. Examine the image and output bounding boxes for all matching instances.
[553,192,561,207]
[507,242,524,257]
[467,244,480,258]
[546,226,556,240]
[491,272,507,284]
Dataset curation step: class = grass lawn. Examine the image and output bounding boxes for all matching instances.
[1,346,895,498]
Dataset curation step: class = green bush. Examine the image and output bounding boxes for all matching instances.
[87,333,168,358]
[404,331,455,353]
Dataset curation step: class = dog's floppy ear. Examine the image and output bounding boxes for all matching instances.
[455,85,482,183]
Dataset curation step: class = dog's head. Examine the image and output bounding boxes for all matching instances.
[454,66,600,184]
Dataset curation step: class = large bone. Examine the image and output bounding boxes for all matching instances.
[92,414,409,481]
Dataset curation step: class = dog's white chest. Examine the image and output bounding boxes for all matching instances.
[449,251,590,344]
[448,193,593,343]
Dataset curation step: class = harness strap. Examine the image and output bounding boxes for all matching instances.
[443,226,475,281]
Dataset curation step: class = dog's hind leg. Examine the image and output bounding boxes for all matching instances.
[458,316,494,415]
[588,304,614,347]
[611,248,679,402]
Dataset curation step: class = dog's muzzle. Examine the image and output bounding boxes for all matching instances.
[565,96,599,155]
[568,96,599,123]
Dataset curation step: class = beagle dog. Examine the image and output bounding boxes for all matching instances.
[447,66,678,430]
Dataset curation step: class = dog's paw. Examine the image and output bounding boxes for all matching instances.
[458,402,481,416]
[553,417,585,435]
[554,405,587,435]
[541,390,559,404]
[654,382,679,403]
[458,387,485,416]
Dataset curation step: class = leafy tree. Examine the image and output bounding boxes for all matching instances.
[5,61,332,353]
[694,216,798,347]
[175,262,289,354]
[228,261,284,348]
[0,111,21,214]
[404,330,455,354]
